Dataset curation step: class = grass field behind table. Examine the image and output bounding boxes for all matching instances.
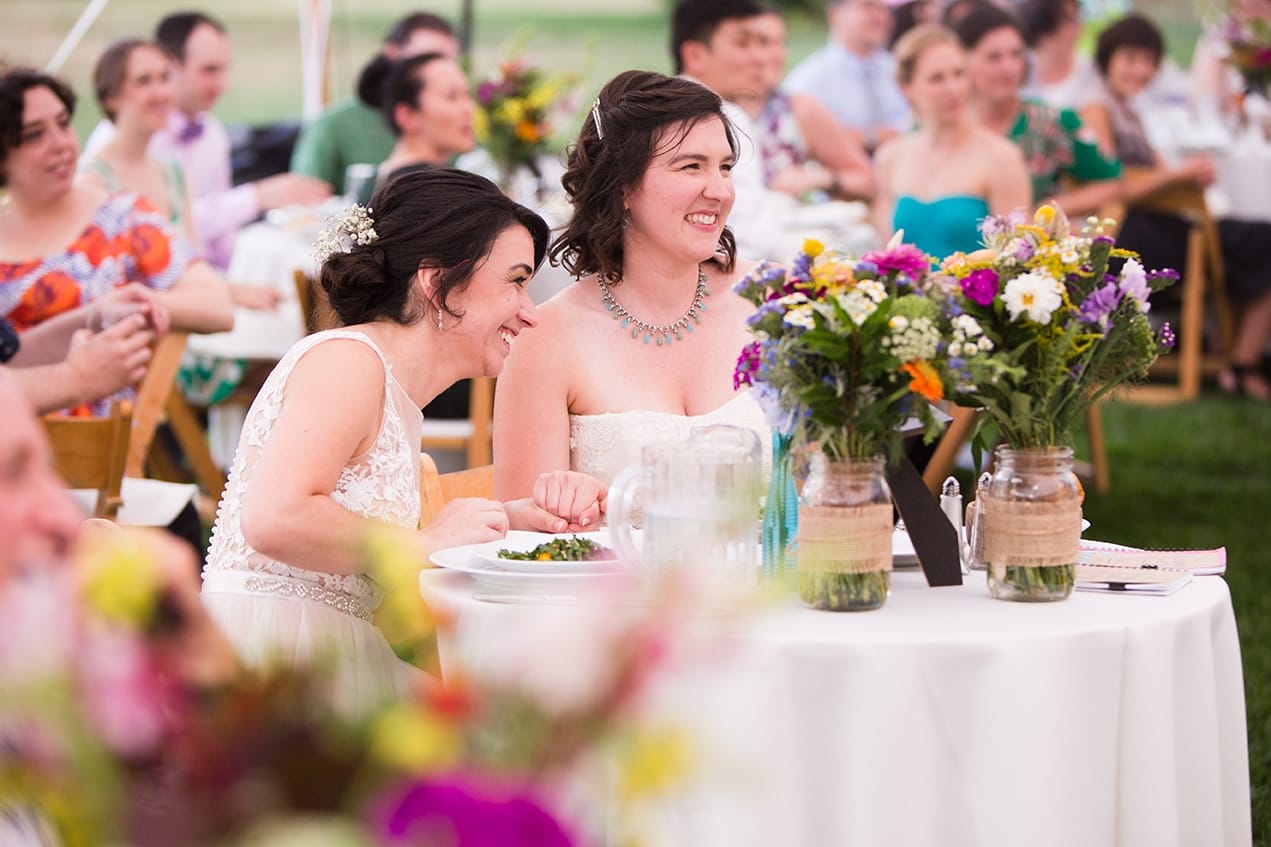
[3,1,1266,843]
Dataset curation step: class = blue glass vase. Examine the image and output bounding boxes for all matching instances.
[762,431,799,584]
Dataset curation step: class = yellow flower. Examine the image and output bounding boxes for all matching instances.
[77,533,162,628]
[495,98,527,126]
[1034,205,1055,226]
[902,360,944,403]
[616,727,693,799]
[473,107,490,142]
[802,238,824,258]
[370,704,462,774]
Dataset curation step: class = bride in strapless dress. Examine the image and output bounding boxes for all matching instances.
[495,72,773,524]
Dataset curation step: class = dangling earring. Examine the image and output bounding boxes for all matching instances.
[436,308,444,332]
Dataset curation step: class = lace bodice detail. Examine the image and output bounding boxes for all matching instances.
[205,330,422,608]
[569,391,772,488]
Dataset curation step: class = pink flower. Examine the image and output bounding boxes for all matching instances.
[861,244,929,280]
[959,268,1000,306]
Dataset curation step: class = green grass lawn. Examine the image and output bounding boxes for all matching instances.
[1082,393,1271,844]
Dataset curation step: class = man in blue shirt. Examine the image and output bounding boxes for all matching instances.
[783,0,912,151]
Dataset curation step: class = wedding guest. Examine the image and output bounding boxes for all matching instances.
[783,0,912,151]
[202,170,569,712]
[1018,0,1101,111]
[0,65,234,418]
[873,25,1031,258]
[891,0,940,48]
[493,71,770,525]
[1083,14,1271,399]
[368,52,476,196]
[670,0,829,260]
[953,2,1122,217]
[291,12,459,193]
[729,5,874,200]
[83,11,330,270]
[81,38,280,311]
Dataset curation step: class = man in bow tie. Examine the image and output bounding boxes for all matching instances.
[83,11,330,270]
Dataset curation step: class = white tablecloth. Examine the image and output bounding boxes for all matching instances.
[420,567,1250,847]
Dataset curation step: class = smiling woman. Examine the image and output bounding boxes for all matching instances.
[492,70,772,526]
[200,168,568,714]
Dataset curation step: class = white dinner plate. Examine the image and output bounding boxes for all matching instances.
[429,531,627,592]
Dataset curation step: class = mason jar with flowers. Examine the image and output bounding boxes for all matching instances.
[734,238,949,611]
[934,205,1177,601]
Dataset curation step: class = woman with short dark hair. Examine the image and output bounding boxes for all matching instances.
[202,169,562,712]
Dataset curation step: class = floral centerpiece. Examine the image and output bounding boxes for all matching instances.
[1221,10,1271,93]
[0,528,696,846]
[933,204,1177,599]
[474,58,577,187]
[733,238,949,611]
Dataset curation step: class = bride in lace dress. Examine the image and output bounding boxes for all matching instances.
[493,71,770,525]
[202,170,553,714]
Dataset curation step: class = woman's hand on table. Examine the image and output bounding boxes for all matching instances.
[531,470,607,531]
[420,498,509,554]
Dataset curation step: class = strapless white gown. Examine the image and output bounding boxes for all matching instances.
[569,390,772,488]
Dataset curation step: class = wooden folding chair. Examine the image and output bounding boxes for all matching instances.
[419,452,495,524]
[292,269,338,334]
[43,400,132,519]
[420,377,495,469]
[1121,176,1236,402]
[127,331,227,501]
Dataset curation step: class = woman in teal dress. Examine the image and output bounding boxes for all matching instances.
[874,25,1031,261]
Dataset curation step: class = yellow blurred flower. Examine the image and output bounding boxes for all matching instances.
[473,107,490,143]
[77,533,162,628]
[495,98,527,127]
[616,727,693,799]
[370,704,462,774]
[802,238,824,258]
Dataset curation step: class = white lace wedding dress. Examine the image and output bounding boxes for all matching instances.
[202,329,423,715]
[569,391,772,487]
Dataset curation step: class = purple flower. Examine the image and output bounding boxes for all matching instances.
[477,82,497,105]
[1078,282,1123,330]
[376,777,575,847]
[734,341,762,389]
[1118,258,1152,313]
[959,268,1000,306]
[861,244,929,279]
[1159,322,1176,350]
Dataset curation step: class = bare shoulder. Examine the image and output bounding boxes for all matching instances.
[287,335,387,393]
[976,128,1026,164]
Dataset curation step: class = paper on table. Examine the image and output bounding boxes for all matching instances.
[1078,544,1226,575]
[1075,564,1193,595]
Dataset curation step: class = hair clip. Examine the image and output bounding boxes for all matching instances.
[590,97,605,141]
[312,203,379,265]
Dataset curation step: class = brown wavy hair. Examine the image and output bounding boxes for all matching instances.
[548,70,738,284]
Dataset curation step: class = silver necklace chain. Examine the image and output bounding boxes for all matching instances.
[598,264,710,346]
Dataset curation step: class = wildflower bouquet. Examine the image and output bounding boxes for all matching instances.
[1223,12,1271,92]
[934,204,1176,451]
[474,59,577,179]
[733,238,949,462]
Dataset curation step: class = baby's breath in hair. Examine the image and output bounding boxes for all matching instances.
[311,203,379,265]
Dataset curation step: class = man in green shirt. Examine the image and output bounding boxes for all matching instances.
[290,12,459,192]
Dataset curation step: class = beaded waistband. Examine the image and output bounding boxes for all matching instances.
[202,569,376,622]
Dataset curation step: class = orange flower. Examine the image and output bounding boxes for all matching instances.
[514,120,541,143]
[902,361,943,402]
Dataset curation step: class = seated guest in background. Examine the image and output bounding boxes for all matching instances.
[953,2,1122,217]
[1018,0,1100,111]
[493,71,770,524]
[0,65,234,417]
[891,0,940,49]
[1,286,163,414]
[733,5,874,200]
[291,12,459,193]
[1083,14,1271,400]
[784,0,912,152]
[81,38,280,311]
[84,11,330,270]
[670,0,817,260]
[368,52,476,197]
[202,170,569,713]
[874,25,1031,258]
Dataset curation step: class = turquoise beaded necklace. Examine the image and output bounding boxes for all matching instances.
[598,264,710,346]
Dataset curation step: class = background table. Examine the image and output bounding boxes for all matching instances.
[421,567,1250,847]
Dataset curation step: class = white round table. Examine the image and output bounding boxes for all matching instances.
[420,566,1250,847]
